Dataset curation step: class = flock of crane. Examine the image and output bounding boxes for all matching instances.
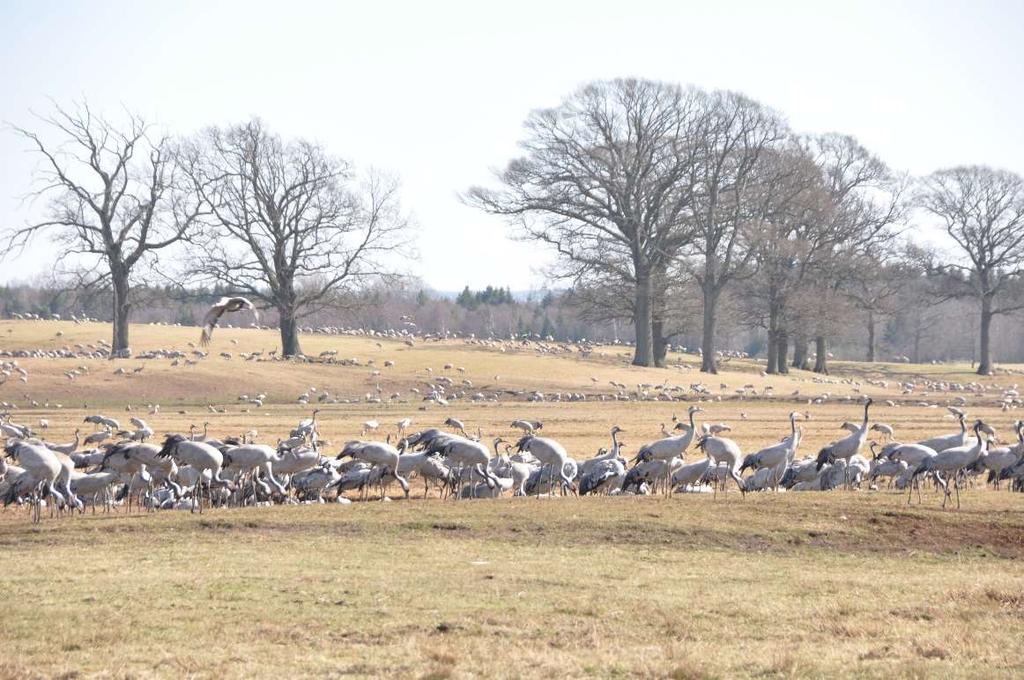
[2,300,1023,521]
[2,397,1022,523]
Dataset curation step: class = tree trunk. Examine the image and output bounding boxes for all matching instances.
[280,308,302,357]
[792,334,808,370]
[978,297,993,375]
[776,329,789,374]
[652,318,668,368]
[632,271,654,367]
[651,267,669,368]
[111,267,131,355]
[813,335,829,374]
[765,301,779,375]
[700,286,718,374]
[866,311,876,362]
[765,329,779,375]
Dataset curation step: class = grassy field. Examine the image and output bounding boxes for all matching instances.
[2,495,1023,679]
[2,320,1024,678]
[3,318,1023,455]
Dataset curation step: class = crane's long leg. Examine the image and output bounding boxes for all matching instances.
[47,482,65,520]
[935,473,949,508]
[147,479,155,513]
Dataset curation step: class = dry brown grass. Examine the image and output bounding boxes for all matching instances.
[4,318,1023,458]
[1,495,1023,678]
[2,320,1024,678]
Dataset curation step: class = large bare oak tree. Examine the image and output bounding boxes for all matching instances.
[181,119,409,356]
[7,103,201,353]
[687,91,789,374]
[468,78,701,367]
[918,165,1024,375]
[798,134,904,374]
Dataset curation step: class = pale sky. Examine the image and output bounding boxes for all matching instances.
[1,0,1022,291]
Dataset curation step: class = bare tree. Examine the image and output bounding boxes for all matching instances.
[842,256,909,361]
[797,134,905,373]
[757,135,904,374]
[740,144,830,374]
[917,166,1024,375]
[883,267,944,364]
[687,91,789,374]
[468,78,702,367]
[6,102,201,353]
[181,119,410,356]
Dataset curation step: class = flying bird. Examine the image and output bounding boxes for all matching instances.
[199,297,259,346]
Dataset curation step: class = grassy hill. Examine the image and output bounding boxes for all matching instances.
[2,319,1024,678]
[1,319,1019,456]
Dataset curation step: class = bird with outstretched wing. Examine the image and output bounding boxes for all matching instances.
[200,297,258,346]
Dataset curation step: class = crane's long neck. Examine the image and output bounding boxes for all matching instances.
[861,402,870,430]
[689,409,697,432]
[611,430,619,451]
[263,463,287,495]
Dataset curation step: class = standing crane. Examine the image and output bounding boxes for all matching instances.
[336,441,410,500]
[514,435,576,496]
[910,420,988,509]
[815,398,873,487]
[739,412,802,491]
